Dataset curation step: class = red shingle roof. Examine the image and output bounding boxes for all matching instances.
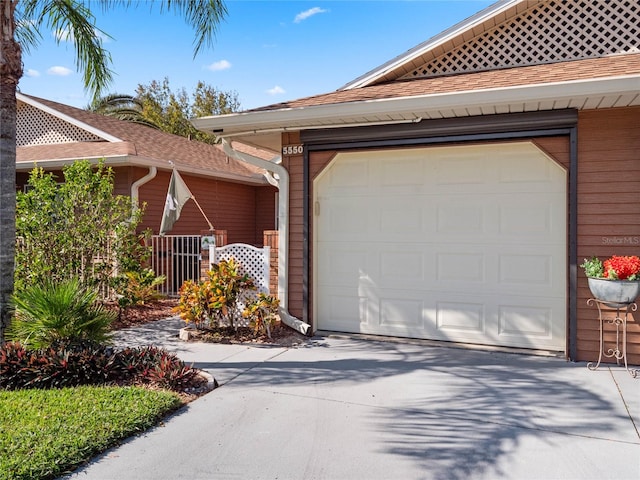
[248,54,640,112]
[16,94,272,182]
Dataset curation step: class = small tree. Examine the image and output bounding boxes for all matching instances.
[15,160,149,299]
[134,78,241,144]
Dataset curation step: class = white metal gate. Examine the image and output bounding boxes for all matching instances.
[151,235,202,296]
[150,236,271,299]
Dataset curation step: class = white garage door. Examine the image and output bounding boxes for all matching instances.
[314,142,567,351]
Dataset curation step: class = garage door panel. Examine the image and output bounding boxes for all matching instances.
[379,199,427,234]
[380,156,426,189]
[436,201,486,234]
[436,301,486,334]
[436,252,485,282]
[498,254,553,287]
[497,151,558,184]
[324,157,369,191]
[379,250,426,283]
[433,148,489,185]
[321,197,370,235]
[379,297,425,328]
[316,246,366,287]
[498,193,566,237]
[315,142,567,351]
[319,287,362,332]
[498,303,554,339]
[319,242,562,296]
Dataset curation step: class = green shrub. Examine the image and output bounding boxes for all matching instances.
[113,268,167,309]
[15,160,150,300]
[8,278,116,349]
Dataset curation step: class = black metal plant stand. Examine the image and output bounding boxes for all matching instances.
[587,298,638,378]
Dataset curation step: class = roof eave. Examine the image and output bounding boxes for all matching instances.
[192,74,640,137]
[15,154,269,185]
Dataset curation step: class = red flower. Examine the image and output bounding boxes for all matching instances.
[603,255,640,280]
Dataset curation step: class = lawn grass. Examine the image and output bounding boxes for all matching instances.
[0,385,182,480]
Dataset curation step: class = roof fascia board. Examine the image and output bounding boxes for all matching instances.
[15,154,267,185]
[193,74,640,136]
[341,0,523,90]
[300,109,577,145]
[16,92,123,143]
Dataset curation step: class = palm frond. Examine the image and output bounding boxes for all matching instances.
[99,0,227,57]
[88,93,161,129]
[21,0,115,101]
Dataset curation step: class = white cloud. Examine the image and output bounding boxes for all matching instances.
[266,85,285,96]
[53,28,72,42]
[54,27,109,43]
[47,66,73,76]
[206,59,232,71]
[25,69,40,77]
[94,29,111,44]
[294,7,328,23]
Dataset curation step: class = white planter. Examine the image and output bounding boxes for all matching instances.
[587,277,640,306]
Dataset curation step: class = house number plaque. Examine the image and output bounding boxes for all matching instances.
[282,145,303,155]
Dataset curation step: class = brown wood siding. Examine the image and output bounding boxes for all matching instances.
[137,169,274,246]
[16,167,133,196]
[283,132,305,317]
[576,107,640,365]
[113,168,133,196]
[255,186,278,245]
[16,172,30,191]
[16,165,273,245]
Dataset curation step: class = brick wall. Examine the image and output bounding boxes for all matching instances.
[263,230,278,295]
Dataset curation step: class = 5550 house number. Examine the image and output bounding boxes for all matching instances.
[282,145,303,155]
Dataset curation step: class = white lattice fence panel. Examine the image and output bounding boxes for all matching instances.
[212,243,271,294]
[17,102,102,146]
[211,243,271,328]
[402,0,640,79]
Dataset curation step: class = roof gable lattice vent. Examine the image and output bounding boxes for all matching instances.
[402,0,640,80]
[17,102,102,147]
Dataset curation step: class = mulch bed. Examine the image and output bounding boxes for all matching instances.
[109,298,180,330]
[108,298,308,402]
[109,298,307,346]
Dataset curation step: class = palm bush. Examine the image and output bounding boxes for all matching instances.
[8,278,116,349]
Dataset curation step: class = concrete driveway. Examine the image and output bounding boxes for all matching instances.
[63,318,640,480]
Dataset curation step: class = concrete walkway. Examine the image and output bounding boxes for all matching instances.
[63,317,640,480]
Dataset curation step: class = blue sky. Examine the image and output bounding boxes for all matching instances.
[19,0,495,111]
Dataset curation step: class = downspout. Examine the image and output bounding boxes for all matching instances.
[221,139,310,335]
[131,166,157,208]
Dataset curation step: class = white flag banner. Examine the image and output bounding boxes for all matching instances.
[159,169,193,235]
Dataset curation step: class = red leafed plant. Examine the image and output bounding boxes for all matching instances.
[580,255,640,281]
[581,255,640,280]
[603,255,640,280]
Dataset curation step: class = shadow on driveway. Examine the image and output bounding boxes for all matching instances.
[193,338,638,479]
